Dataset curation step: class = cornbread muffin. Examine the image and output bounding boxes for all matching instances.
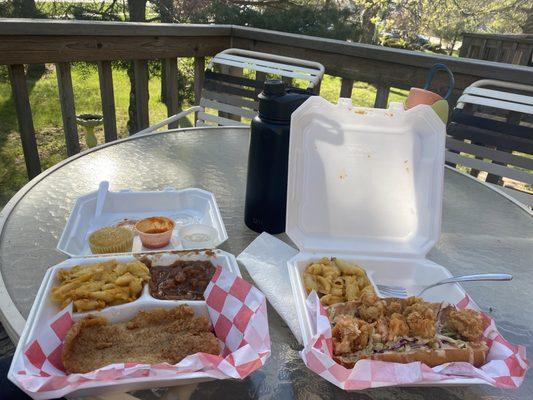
[88,226,133,254]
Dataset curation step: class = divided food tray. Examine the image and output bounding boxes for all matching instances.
[58,187,228,257]
[9,250,242,398]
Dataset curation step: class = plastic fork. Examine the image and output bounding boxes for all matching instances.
[377,273,513,298]
[94,180,109,219]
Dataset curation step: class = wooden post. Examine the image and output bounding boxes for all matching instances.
[479,39,488,60]
[459,36,471,58]
[339,78,354,99]
[463,103,481,178]
[55,62,80,156]
[220,65,242,122]
[255,71,266,95]
[508,42,519,63]
[313,79,321,95]
[218,64,230,119]
[494,40,504,62]
[97,61,118,142]
[374,85,390,108]
[8,64,41,178]
[164,57,180,129]
[282,76,293,88]
[193,56,205,124]
[485,111,521,185]
[133,59,149,131]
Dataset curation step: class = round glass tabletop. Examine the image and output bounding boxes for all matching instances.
[0,127,531,399]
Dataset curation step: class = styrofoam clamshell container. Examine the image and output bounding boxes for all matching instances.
[9,249,241,398]
[286,97,485,387]
[57,187,228,257]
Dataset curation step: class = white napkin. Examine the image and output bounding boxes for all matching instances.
[237,232,302,344]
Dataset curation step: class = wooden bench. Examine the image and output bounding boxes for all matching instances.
[446,79,533,207]
[138,49,324,133]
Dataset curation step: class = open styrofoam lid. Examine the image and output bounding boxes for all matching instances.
[286,96,446,257]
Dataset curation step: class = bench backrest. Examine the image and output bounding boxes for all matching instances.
[196,70,260,127]
[196,49,325,127]
[445,80,533,189]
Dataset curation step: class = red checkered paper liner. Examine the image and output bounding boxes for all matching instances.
[300,291,528,390]
[11,267,270,399]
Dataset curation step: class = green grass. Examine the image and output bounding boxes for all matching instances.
[0,66,406,206]
[318,76,407,107]
[0,63,169,205]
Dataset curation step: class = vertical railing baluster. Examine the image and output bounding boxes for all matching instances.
[97,60,118,142]
[255,71,267,95]
[313,79,321,95]
[218,64,230,120]
[164,57,180,129]
[55,62,80,156]
[194,56,205,124]
[340,78,354,99]
[282,76,293,88]
[479,39,488,59]
[133,60,149,132]
[8,64,41,178]
[374,85,390,108]
[221,65,242,122]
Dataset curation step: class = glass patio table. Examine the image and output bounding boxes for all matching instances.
[0,126,531,399]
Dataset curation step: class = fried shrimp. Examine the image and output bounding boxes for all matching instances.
[332,315,373,354]
[447,309,484,342]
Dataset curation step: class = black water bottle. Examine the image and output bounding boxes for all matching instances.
[244,80,313,234]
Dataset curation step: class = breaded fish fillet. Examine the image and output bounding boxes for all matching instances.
[62,305,219,373]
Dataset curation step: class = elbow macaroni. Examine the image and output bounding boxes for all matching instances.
[51,259,150,312]
[303,257,373,306]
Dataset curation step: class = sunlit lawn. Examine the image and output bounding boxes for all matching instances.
[0,64,406,205]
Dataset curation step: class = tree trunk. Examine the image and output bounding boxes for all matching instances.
[10,0,47,95]
[11,0,43,18]
[359,8,376,44]
[128,0,147,22]
[158,0,175,104]
[126,0,148,134]
[448,34,457,56]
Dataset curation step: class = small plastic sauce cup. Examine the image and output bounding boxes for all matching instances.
[135,216,175,249]
[179,224,217,249]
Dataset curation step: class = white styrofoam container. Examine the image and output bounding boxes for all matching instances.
[286,97,486,387]
[9,250,241,399]
[58,187,228,257]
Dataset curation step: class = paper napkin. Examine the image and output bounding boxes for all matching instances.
[237,232,302,344]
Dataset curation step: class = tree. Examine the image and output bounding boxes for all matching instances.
[423,0,531,52]
[523,7,533,33]
[347,0,531,50]
[153,0,175,103]
[188,0,364,42]
[9,0,44,18]
[126,0,148,134]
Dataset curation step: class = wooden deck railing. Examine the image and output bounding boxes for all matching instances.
[1,19,532,179]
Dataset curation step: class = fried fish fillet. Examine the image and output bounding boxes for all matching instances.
[62,305,219,373]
